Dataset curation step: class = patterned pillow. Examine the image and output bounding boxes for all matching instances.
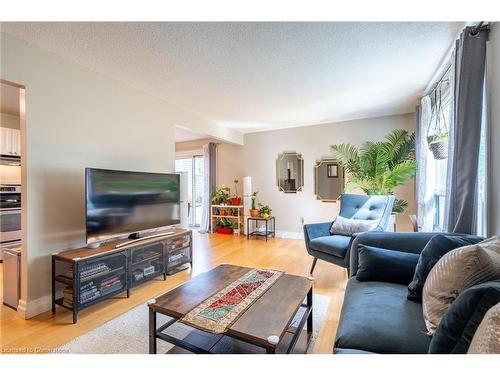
[329,216,378,236]
[467,302,500,354]
[422,236,500,335]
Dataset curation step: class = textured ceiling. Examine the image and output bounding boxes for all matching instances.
[1,22,463,133]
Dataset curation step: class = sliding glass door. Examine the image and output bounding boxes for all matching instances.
[175,155,204,227]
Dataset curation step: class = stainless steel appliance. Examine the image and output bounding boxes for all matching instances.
[0,185,21,261]
[0,185,21,242]
[2,241,21,309]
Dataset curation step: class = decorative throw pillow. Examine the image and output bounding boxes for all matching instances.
[422,236,500,335]
[329,216,378,236]
[356,245,420,284]
[408,234,484,302]
[468,302,500,354]
[428,281,500,353]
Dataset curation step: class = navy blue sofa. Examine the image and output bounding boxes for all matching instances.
[333,231,499,354]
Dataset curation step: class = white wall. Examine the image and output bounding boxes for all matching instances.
[0,33,242,318]
[489,23,500,236]
[217,113,417,237]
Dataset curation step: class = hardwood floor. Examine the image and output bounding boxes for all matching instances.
[0,232,347,354]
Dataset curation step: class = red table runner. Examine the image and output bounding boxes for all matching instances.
[180,268,283,334]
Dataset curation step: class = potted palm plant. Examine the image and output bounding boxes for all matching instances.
[331,129,417,214]
[250,191,259,217]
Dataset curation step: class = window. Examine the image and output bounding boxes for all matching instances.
[422,72,453,232]
[476,79,488,236]
[175,155,204,227]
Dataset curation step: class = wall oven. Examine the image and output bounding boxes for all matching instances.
[0,185,21,244]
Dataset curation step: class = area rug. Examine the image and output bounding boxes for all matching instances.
[58,294,330,354]
[181,268,283,334]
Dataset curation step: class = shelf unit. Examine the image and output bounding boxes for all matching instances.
[52,229,192,323]
[210,204,244,234]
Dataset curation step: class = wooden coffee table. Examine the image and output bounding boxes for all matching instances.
[148,264,313,354]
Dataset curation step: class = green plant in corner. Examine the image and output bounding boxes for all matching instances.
[330,129,417,214]
[211,186,231,205]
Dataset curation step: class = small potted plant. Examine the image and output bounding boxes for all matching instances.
[211,186,231,205]
[259,204,272,219]
[250,191,259,217]
[230,179,242,206]
[216,217,234,234]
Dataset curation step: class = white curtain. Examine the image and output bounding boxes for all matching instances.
[416,95,437,232]
[199,144,211,233]
[199,143,217,233]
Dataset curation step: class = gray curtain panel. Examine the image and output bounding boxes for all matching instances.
[446,26,488,234]
[199,142,217,233]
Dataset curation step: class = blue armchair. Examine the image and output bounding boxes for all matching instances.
[304,193,395,274]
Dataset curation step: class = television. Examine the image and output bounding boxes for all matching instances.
[85,168,180,244]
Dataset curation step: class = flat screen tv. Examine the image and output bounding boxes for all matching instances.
[85,168,180,244]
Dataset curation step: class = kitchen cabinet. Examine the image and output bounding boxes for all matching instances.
[0,127,21,156]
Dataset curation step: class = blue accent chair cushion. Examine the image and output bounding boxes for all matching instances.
[309,235,352,258]
[407,234,484,302]
[356,245,420,284]
[303,193,395,269]
[429,281,500,353]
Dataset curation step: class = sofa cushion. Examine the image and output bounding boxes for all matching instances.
[309,235,351,258]
[356,245,420,284]
[408,234,483,302]
[468,301,500,354]
[334,278,431,354]
[429,281,500,353]
[423,236,500,335]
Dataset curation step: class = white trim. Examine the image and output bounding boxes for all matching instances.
[275,230,304,239]
[18,295,51,319]
[175,149,204,159]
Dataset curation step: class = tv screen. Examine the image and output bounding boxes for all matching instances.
[86,168,180,244]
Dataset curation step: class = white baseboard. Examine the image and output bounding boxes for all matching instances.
[275,231,304,239]
[18,295,52,319]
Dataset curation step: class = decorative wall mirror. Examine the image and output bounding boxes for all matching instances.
[314,158,345,202]
[276,152,304,193]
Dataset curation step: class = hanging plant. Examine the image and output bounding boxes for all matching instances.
[426,85,449,160]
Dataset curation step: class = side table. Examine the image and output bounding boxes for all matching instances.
[247,216,276,241]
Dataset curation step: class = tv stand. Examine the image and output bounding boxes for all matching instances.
[52,228,192,323]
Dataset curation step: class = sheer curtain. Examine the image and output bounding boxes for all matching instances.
[416,95,439,231]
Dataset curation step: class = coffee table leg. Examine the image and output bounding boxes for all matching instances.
[149,307,157,354]
[307,287,313,335]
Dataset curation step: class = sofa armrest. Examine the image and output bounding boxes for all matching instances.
[303,221,333,253]
[349,232,445,277]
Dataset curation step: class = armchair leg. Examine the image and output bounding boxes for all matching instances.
[310,257,318,275]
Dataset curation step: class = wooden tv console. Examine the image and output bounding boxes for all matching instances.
[51,228,192,324]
